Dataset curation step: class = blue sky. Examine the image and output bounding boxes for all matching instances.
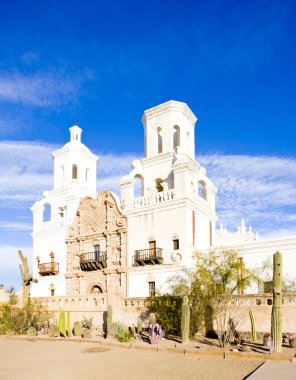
[0,0,295,288]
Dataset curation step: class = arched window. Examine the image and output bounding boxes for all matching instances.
[134,174,144,197]
[173,126,180,149]
[157,127,163,154]
[198,180,207,200]
[43,203,51,222]
[60,165,64,184]
[85,168,90,183]
[72,164,78,180]
[187,131,191,151]
[91,285,103,294]
[155,178,164,192]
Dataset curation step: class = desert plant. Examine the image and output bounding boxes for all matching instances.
[18,250,38,306]
[51,324,60,337]
[181,296,190,344]
[249,310,256,343]
[149,312,156,325]
[66,311,71,337]
[81,315,93,329]
[116,322,133,343]
[271,251,282,353]
[0,301,52,335]
[27,326,37,336]
[147,295,182,336]
[59,309,66,337]
[149,323,164,344]
[73,321,83,337]
[106,305,116,337]
[137,319,142,335]
[289,338,296,348]
[82,327,92,339]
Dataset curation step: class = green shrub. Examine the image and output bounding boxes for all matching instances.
[116,323,133,343]
[0,301,52,335]
[147,294,182,336]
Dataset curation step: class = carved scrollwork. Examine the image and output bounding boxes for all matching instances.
[171,252,182,263]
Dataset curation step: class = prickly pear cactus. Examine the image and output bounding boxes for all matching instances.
[18,250,38,306]
[249,310,256,343]
[149,323,164,344]
[181,296,190,344]
[271,251,282,353]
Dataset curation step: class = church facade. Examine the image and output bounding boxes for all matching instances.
[30,100,296,319]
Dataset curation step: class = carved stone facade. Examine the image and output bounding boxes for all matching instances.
[66,191,127,313]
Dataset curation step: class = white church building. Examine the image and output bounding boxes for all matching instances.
[30,100,296,306]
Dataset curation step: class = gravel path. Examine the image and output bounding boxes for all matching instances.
[0,337,263,380]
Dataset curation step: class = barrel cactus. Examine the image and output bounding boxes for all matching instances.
[73,321,83,337]
[27,326,37,336]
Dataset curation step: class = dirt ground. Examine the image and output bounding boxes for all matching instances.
[0,337,263,380]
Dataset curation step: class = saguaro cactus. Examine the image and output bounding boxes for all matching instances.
[249,310,256,343]
[271,251,282,353]
[66,311,71,337]
[181,296,190,344]
[18,250,38,306]
[107,305,113,336]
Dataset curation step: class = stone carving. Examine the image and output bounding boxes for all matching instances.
[66,191,127,296]
[171,251,182,263]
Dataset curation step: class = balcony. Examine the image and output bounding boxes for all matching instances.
[80,251,107,271]
[134,248,163,266]
[38,262,59,276]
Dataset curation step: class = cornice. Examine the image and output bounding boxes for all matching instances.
[141,100,197,125]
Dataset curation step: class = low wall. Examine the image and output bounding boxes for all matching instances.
[229,293,296,333]
[33,295,108,326]
[32,293,296,333]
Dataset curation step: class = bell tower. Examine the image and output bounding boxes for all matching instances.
[142,100,196,159]
[31,124,98,297]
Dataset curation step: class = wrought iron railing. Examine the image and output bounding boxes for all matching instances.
[38,262,59,276]
[80,251,107,271]
[134,248,163,265]
[80,251,107,263]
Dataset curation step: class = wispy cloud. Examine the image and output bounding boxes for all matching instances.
[0,69,86,107]
[0,141,295,238]
[198,154,296,237]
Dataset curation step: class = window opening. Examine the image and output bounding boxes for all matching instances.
[72,164,78,180]
[157,127,162,154]
[173,126,180,149]
[149,282,156,297]
[155,178,164,192]
[91,285,103,294]
[173,239,179,250]
[43,203,51,222]
[94,245,100,260]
